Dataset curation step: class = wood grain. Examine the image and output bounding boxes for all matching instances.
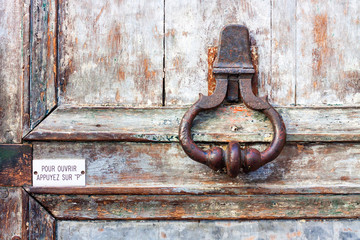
[33,194,360,220]
[271,0,296,105]
[0,188,29,240]
[22,0,31,137]
[0,144,32,187]
[57,219,360,240]
[58,0,164,107]
[30,0,57,128]
[296,0,360,106]
[29,142,360,195]
[29,196,56,240]
[25,105,360,142]
[165,0,273,106]
[0,0,27,143]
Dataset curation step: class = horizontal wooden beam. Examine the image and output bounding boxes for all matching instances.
[25,105,360,142]
[30,142,360,195]
[0,144,32,187]
[33,194,360,220]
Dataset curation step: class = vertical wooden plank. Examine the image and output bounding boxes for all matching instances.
[296,0,360,106]
[165,0,290,106]
[58,0,164,107]
[30,0,57,128]
[0,188,29,240]
[271,0,296,105]
[0,0,24,143]
[23,0,32,137]
[29,196,56,240]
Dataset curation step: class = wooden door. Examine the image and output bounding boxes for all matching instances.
[1,0,360,239]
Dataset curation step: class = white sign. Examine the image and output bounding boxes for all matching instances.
[33,159,86,187]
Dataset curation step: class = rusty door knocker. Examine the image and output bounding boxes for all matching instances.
[179,25,286,177]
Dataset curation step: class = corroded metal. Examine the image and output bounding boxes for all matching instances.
[179,25,286,177]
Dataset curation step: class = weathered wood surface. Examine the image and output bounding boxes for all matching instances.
[25,105,360,142]
[165,0,275,106]
[57,220,360,240]
[296,0,360,106]
[30,0,57,128]
[0,144,32,187]
[165,0,360,107]
[271,0,296,105]
[29,142,360,195]
[0,0,27,143]
[22,0,31,137]
[29,196,56,240]
[0,188,29,240]
[58,0,164,107]
[33,194,360,220]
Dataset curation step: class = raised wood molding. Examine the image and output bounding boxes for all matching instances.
[25,105,360,142]
[32,194,360,220]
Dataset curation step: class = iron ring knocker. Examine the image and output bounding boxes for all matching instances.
[179,25,286,177]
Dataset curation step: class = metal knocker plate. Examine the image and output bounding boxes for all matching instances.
[179,25,286,177]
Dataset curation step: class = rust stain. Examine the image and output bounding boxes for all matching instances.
[143,59,156,81]
[208,46,218,96]
[160,232,167,238]
[40,91,45,100]
[244,237,255,240]
[107,24,122,51]
[165,29,176,37]
[250,44,259,95]
[134,57,158,95]
[94,3,108,24]
[46,1,52,58]
[115,89,120,102]
[60,59,74,94]
[153,26,162,39]
[117,69,125,81]
[297,144,304,153]
[340,176,350,181]
[169,205,186,218]
[312,14,329,76]
[341,71,360,92]
[231,106,252,117]
[287,231,302,239]
[172,56,182,72]
[53,63,57,77]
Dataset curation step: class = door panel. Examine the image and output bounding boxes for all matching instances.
[1,0,360,238]
[165,0,274,105]
[296,0,360,105]
[58,0,164,107]
[0,0,28,143]
[30,0,57,127]
[57,220,360,240]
